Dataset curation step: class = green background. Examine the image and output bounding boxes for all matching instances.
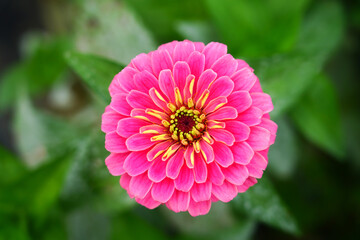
[0,0,359,239]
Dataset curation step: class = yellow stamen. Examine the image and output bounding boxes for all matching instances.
[162,120,170,127]
[188,98,194,108]
[181,139,188,146]
[193,110,200,115]
[167,103,177,112]
[172,133,179,141]
[194,141,201,153]
[151,134,170,141]
[185,133,193,142]
[192,127,201,136]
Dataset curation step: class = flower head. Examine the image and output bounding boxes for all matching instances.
[101,40,277,216]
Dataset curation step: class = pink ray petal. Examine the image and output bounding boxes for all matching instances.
[116,67,138,93]
[105,152,129,176]
[224,120,250,142]
[173,61,190,93]
[249,78,263,92]
[110,93,132,116]
[188,199,211,217]
[105,132,128,153]
[147,141,172,161]
[203,96,227,114]
[258,118,278,145]
[123,151,152,176]
[237,177,257,193]
[212,141,234,167]
[250,93,274,114]
[183,74,196,102]
[127,90,159,110]
[208,162,225,185]
[136,191,161,209]
[202,42,227,69]
[187,51,205,81]
[184,145,195,168]
[129,172,153,199]
[120,174,133,198]
[151,178,175,203]
[222,164,249,185]
[227,91,252,113]
[148,156,167,183]
[211,54,238,77]
[247,126,271,151]
[191,181,212,202]
[166,148,185,179]
[159,69,176,103]
[247,152,267,178]
[237,106,263,126]
[195,69,217,101]
[199,140,214,163]
[236,59,250,71]
[193,41,205,52]
[193,153,208,183]
[158,40,178,56]
[109,73,123,97]
[134,70,159,93]
[166,190,190,212]
[151,49,173,77]
[231,142,254,165]
[131,53,153,73]
[211,180,237,202]
[130,109,162,124]
[208,129,235,146]
[207,106,237,121]
[173,41,195,62]
[149,88,168,110]
[207,76,234,103]
[231,67,257,91]
[101,110,126,133]
[175,165,194,192]
[126,133,156,151]
[116,118,148,138]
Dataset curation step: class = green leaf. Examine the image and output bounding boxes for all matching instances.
[232,175,300,235]
[290,74,345,158]
[205,0,309,57]
[74,0,156,64]
[252,1,344,118]
[0,146,27,186]
[65,51,124,103]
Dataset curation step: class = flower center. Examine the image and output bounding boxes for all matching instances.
[168,106,206,146]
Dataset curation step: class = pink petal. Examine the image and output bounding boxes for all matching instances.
[109,74,123,97]
[195,69,217,101]
[131,53,153,73]
[173,41,195,62]
[231,67,257,91]
[237,177,257,193]
[158,41,178,56]
[199,140,214,163]
[175,165,194,192]
[207,106,237,121]
[208,129,235,146]
[222,164,249,185]
[129,172,153,199]
[159,69,176,102]
[120,173,131,192]
[187,51,205,80]
[110,93,132,116]
[184,145,195,168]
[136,191,161,209]
[249,78,263,92]
[231,142,254,165]
[134,70,159,93]
[130,109,162,124]
[166,148,185,179]
[211,54,238,77]
[208,162,225,185]
[105,152,129,176]
[250,93,274,114]
[123,151,152,176]
[148,88,168,110]
[183,74,196,101]
[207,76,234,102]
[117,67,138,93]
[227,91,252,113]
[191,181,212,202]
[204,96,227,114]
[257,118,278,145]
[147,141,172,161]
[247,152,267,178]
[166,190,190,212]
[193,153,207,183]
[148,157,167,183]
[236,59,250,71]
[188,199,211,217]
[126,133,156,151]
[212,141,234,167]
[247,126,271,151]
[193,41,205,52]
[151,49,173,77]
[211,180,237,202]
[202,42,227,69]
[116,118,147,138]
[105,132,128,153]
[173,61,190,92]
[237,106,263,126]
[224,120,250,142]
[151,178,175,203]
[127,90,158,110]
[101,110,126,133]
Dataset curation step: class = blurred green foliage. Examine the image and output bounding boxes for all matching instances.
[1,0,359,239]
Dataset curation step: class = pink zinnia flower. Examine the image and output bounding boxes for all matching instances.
[101,40,277,216]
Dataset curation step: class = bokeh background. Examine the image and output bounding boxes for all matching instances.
[1,0,360,239]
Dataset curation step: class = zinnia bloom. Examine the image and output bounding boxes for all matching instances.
[101,40,277,216]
